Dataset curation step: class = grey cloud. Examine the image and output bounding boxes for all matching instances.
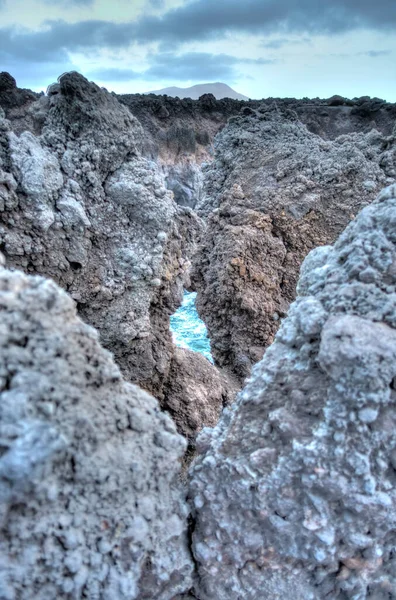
[262,39,290,50]
[89,52,275,83]
[0,21,136,64]
[261,37,311,49]
[362,49,392,57]
[145,52,274,80]
[0,26,69,63]
[329,49,392,58]
[128,0,396,44]
[1,0,395,68]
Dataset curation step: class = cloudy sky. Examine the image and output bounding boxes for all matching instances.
[1,0,395,100]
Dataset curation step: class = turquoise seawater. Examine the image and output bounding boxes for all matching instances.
[170,291,213,363]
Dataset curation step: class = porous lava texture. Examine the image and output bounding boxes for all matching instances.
[192,106,396,378]
[0,72,202,397]
[162,347,238,450]
[190,184,396,599]
[0,265,193,599]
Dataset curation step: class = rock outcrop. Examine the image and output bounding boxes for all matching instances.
[162,347,237,453]
[0,265,193,599]
[119,93,396,162]
[119,93,396,212]
[0,71,39,135]
[190,184,396,599]
[0,72,201,397]
[192,106,396,377]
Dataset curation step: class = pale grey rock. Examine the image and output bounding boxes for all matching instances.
[0,267,193,599]
[190,184,396,599]
[165,162,203,208]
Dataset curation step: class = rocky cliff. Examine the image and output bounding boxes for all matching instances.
[2,70,396,599]
[190,184,396,599]
[192,105,396,378]
[0,72,203,401]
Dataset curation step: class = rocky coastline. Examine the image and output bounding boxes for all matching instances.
[1,70,396,598]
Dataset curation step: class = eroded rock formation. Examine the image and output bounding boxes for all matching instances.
[0,265,193,599]
[192,106,396,377]
[3,71,396,599]
[190,184,396,599]
[119,92,396,212]
[162,347,238,452]
[0,72,201,397]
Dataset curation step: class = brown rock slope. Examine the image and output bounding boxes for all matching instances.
[162,347,238,453]
[192,105,396,378]
[190,184,396,600]
[0,71,201,399]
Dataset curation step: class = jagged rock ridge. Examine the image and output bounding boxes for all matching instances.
[190,184,396,599]
[0,70,235,454]
[118,90,396,211]
[0,71,202,400]
[192,105,396,378]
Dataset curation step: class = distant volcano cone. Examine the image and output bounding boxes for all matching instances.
[145,82,249,100]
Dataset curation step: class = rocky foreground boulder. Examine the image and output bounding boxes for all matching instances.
[0,264,193,599]
[192,105,396,378]
[190,184,396,599]
[0,72,201,398]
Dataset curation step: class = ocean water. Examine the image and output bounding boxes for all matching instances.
[170,291,213,363]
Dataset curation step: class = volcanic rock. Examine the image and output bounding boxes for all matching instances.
[190,184,396,599]
[0,266,193,599]
[162,347,238,451]
[0,72,202,396]
[192,106,396,378]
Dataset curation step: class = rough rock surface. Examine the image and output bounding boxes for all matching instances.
[0,72,201,396]
[165,162,203,208]
[0,265,193,599]
[162,347,237,450]
[192,106,396,377]
[0,72,39,135]
[119,93,396,211]
[119,93,396,159]
[118,92,237,210]
[190,184,396,599]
